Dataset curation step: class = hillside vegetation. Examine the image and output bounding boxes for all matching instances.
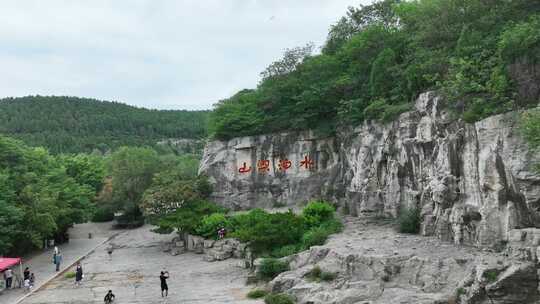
[0,135,105,254]
[209,0,540,140]
[0,96,209,153]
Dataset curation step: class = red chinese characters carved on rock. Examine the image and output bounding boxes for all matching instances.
[257,159,270,172]
[238,162,251,173]
[238,156,315,174]
[300,155,314,169]
[278,159,292,171]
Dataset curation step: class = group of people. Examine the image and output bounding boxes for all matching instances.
[4,244,171,303]
[23,267,36,292]
[2,267,35,292]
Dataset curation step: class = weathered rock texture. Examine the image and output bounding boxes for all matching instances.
[164,233,249,263]
[200,92,540,247]
[268,217,540,304]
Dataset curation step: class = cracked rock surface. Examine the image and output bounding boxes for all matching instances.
[269,217,539,304]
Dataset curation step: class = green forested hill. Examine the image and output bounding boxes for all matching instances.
[0,96,209,153]
[210,0,540,140]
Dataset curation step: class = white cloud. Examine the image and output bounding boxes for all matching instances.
[0,0,372,110]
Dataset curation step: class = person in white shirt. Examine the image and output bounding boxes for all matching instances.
[4,268,13,289]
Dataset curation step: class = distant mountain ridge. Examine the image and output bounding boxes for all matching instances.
[0,96,209,153]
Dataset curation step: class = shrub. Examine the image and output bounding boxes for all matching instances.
[302,201,336,228]
[114,201,145,229]
[196,213,230,239]
[92,207,114,222]
[247,289,268,299]
[483,270,499,282]
[364,99,411,123]
[381,103,411,123]
[264,293,295,304]
[498,15,540,62]
[306,266,322,281]
[64,271,76,279]
[257,258,289,280]
[158,200,227,235]
[306,266,337,282]
[302,227,330,248]
[398,206,421,234]
[231,209,305,256]
[271,244,299,258]
[301,219,342,250]
[321,271,337,282]
[320,218,343,234]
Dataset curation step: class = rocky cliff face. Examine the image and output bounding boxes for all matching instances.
[199,92,540,247]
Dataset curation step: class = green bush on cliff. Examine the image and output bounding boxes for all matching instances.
[230,201,341,257]
[196,213,230,239]
[302,201,336,228]
[158,200,342,258]
[231,209,305,256]
[264,293,295,304]
[257,258,290,280]
[247,289,268,299]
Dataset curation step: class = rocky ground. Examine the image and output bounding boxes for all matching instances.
[21,226,262,304]
[270,217,540,304]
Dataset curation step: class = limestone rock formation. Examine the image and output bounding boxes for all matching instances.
[200,92,540,247]
[267,217,540,304]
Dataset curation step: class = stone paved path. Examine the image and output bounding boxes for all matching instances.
[20,226,263,304]
[1,223,117,304]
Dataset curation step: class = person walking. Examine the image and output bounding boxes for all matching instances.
[54,251,63,272]
[104,290,115,303]
[160,271,169,297]
[53,246,59,264]
[4,268,13,289]
[75,262,83,286]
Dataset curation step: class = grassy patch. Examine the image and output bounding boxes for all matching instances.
[321,271,337,282]
[64,271,76,279]
[247,289,268,299]
[306,265,337,282]
[264,293,295,304]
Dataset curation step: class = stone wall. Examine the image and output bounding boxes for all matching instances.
[200,92,540,247]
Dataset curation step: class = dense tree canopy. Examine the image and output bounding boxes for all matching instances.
[0,135,104,255]
[209,0,540,140]
[0,96,209,153]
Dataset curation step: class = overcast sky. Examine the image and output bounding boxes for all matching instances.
[0,1,371,110]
